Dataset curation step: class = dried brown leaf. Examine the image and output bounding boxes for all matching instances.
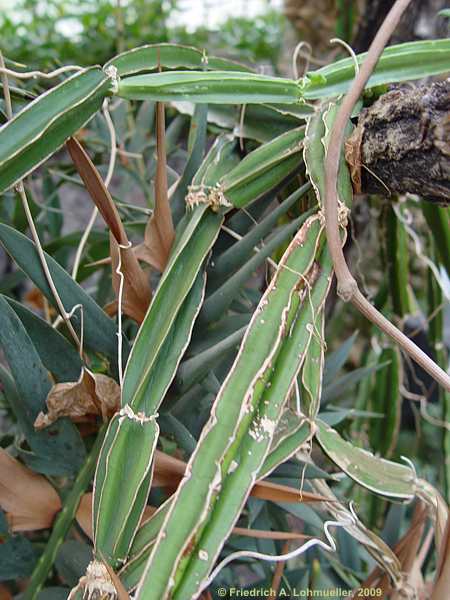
[0,584,12,600]
[152,450,330,503]
[66,137,152,323]
[76,492,94,539]
[432,516,450,600]
[134,102,175,272]
[98,552,131,600]
[66,137,126,244]
[110,233,152,323]
[385,501,427,599]
[232,527,309,541]
[24,287,46,311]
[76,493,156,540]
[270,541,289,599]
[34,368,120,429]
[344,123,363,194]
[356,501,433,599]
[0,449,61,531]
[251,479,329,504]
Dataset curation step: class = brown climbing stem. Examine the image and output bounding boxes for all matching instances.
[324,0,450,393]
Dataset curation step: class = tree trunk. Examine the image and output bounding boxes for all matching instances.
[353,0,449,52]
[347,80,450,204]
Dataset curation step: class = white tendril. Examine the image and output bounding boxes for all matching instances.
[329,38,360,76]
[400,383,450,432]
[294,379,301,415]
[65,304,85,359]
[292,41,312,79]
[238,104,246,152]
[199,516,354,593]
[71,98,117,280]
[297,435,313,501]
[400,455,418,481]
[348,501,360,524]
[116,240,132,388]
[0,65,83,79]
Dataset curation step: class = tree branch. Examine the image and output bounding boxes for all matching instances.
[348,80,450,205]
[323,0,450,392]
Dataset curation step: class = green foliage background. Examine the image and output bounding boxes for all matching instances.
[0,0,286,69]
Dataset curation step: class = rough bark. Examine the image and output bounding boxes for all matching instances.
[346,80,450,204]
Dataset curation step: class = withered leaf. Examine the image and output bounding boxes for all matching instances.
[76,493,155,540]
[344,123,363,194]
[66,137,152,323]
[66,137,126,244]
[0,583,12,600]
[134,102,175,272]
[0,449,61,531]
[432,516,450,600]
[110,233,152,323]
[98,553,131,600]
[34,368,120,429]
[152,450,329,503]
[232,527,309,541]
[76,493,308,545]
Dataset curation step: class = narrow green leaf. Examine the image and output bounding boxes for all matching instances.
[368,347,402,458]
[5,296,82,382]
[42,174,63,238]
[175,324,246,393]
[0,297,85,476]
[0,223,128,374]
[200,213,309,323]
[172,102,308,143]
[210,183,312,282]
[321,361,388,405]
[421,202,450,273]
[323,332,357,387]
